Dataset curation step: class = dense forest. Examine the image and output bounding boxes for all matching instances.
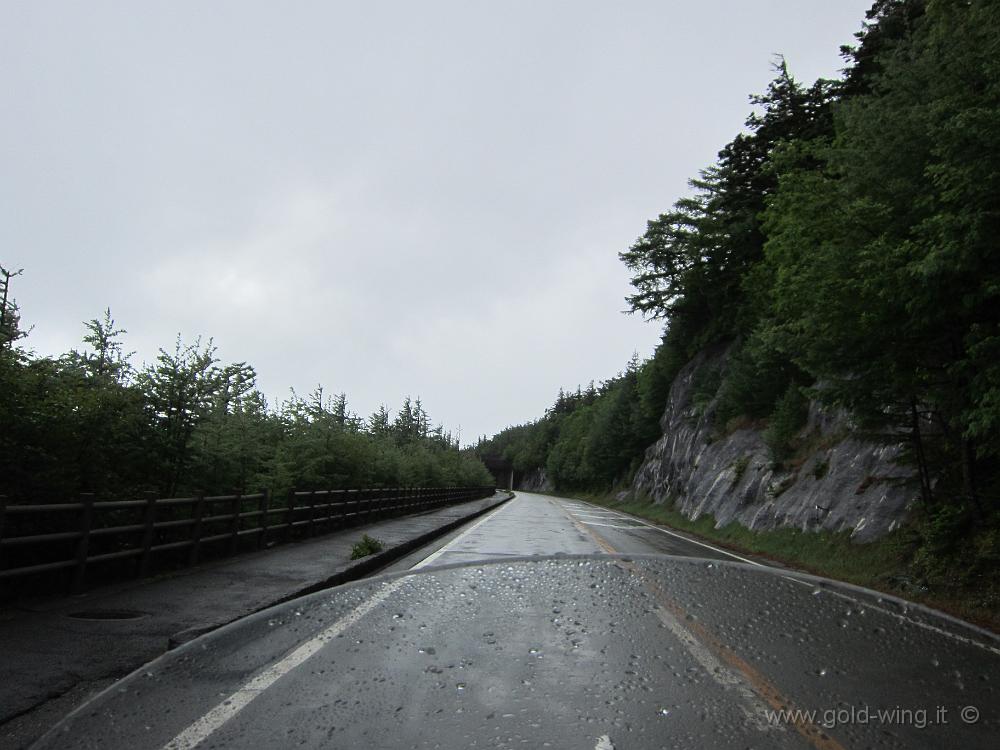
[479,0,999,524]
[0,304,492,502]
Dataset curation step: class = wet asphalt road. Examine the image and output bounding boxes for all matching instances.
[34,492,1000,749]
[401,492,756,567]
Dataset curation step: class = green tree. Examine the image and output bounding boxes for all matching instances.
[760,0,1000,509]
[621,64,837,347]
[137,336,229,495]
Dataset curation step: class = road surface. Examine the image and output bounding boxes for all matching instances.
[34,492,999,749]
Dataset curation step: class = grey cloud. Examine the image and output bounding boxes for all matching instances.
[2,0,873,439]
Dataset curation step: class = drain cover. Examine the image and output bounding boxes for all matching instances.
[66,609,147,621]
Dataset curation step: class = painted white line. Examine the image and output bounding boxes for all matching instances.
[579,521,649,530]
[161,496,519,748]
[821,587,1000,657]
[562,498,765,567]
[161,578,405,750]
[650,587,776,732]
[594,735,615,750]
[412,496,516,569]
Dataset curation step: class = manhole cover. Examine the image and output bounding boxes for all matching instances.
[66,609,148,621]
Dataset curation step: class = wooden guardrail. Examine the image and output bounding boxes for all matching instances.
[0,485,495,593]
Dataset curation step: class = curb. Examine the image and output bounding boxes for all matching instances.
[167,492,513,648]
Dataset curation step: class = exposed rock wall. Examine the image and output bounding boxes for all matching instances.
[518,467,554,493]
[631,347,917,542]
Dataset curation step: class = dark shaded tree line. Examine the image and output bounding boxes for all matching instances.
[0,308,492,502]
[478,352,671,491]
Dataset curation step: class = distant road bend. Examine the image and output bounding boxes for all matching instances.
[36,492,999,749]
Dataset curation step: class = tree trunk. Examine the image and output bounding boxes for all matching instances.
[910,399,933,505]
[961,436,984,521]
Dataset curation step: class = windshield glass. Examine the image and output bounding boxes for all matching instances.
[35,555,998,750]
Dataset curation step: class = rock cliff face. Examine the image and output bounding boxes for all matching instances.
[631,347,917,542]
[518,467,554,493]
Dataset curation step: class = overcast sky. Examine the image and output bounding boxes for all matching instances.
[2,1,873,443]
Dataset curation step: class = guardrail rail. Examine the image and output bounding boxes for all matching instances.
[0,485,495,593]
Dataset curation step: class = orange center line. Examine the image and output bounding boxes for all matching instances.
[556,500,847,750]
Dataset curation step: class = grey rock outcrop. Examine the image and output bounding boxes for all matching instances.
[631,347,917,542]
[519,467,554,492]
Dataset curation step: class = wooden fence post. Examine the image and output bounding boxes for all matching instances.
[138,492,158,578]
[285,489,296,541]
[188,493,206,567]
[257,489,271,550]
[307,490,318,537]
[325,488,336,528]
[360,488,370,523]
[229,493,242,556]
[0,495,7,573]
[72,493,95,594]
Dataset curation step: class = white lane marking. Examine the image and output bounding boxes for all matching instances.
[650,590,775,732]
[562,498,765,567]
[161,497,519,748]
[579,521,649,530]
[564,497,1000,656]
[411,496,517,569]
[162,578,405,750]
[821,587,1000,657]
[594,735,615,750]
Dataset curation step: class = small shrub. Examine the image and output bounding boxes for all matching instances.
[920,504,972,555]
[690,364,722,415]
[855,474,877,494]
[714,339,803,427]
[764,384,809,464]
[731,455,750,485]
[812,459,829,480]
[768,474,796,498]
[724,414,756,434]
[350,534,385,559]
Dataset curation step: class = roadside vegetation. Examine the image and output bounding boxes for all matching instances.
[0,308,492,503]
[350,534,385,560]
[479,0,1000,622]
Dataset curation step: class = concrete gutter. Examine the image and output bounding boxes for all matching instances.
[168,491,515,646]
